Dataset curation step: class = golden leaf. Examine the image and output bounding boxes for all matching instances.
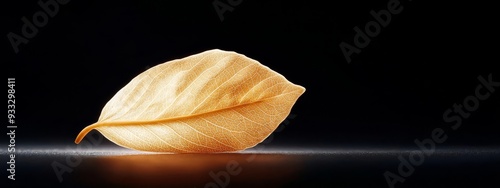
[75,49,305,153]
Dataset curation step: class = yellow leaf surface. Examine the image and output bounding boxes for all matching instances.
[75,49,305,153]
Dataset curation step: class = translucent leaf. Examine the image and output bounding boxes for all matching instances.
[75,49,305,153]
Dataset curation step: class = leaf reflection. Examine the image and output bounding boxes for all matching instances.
[74,153,303,187]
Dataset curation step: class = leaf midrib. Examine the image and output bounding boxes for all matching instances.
[91,88,300,127]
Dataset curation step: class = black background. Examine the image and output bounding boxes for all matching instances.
[2,0,499,187]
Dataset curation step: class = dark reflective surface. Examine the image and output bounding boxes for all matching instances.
[4,146,500,187]
[75,153,303,187]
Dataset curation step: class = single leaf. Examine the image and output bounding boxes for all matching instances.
[75,49,305,153]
